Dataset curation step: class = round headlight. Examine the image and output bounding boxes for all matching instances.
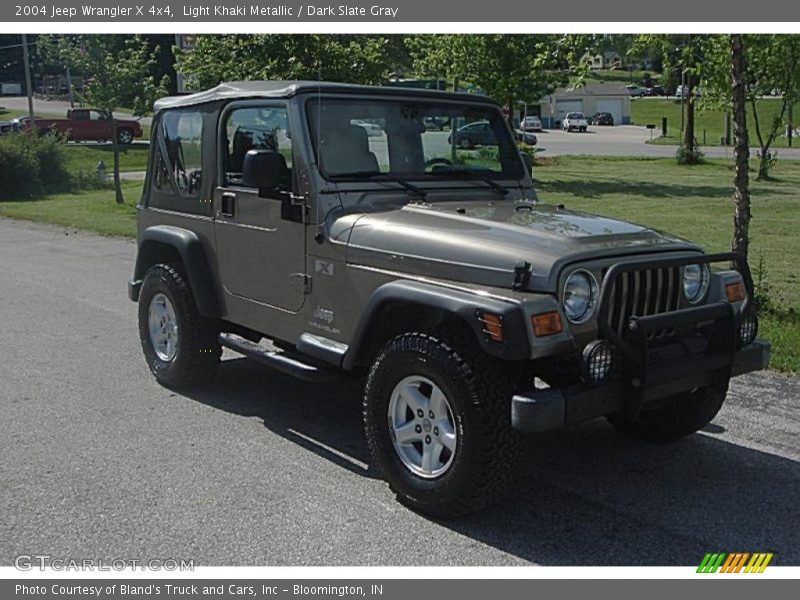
[563,269,598,323]
[683,263,710,304]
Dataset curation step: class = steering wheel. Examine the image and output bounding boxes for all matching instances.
[425,157,453,169]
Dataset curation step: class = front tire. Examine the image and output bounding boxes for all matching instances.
[363,331,521,518]
[607,381,729,442]
[138,264,221,389]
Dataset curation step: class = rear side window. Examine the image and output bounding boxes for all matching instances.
[153,110,203,198]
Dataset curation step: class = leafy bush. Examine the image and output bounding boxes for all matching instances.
[675,143,705,165]
[0,131,75,200]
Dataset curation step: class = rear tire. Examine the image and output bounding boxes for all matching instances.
[607,381,729,442]
[138,264,221,389]
[363,331,521,518]
[117,128,134,145]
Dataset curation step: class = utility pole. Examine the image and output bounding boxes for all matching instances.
[66,65,74,108]
[21,34,35,123]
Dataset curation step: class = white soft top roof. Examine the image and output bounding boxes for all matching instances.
[153,80,489,112]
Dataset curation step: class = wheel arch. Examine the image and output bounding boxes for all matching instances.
[342,280,531,370]
[131,225,221,318]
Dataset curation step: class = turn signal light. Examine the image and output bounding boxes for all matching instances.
[726,281,746,302]
[531,311,563,337]
[477,312,504,342]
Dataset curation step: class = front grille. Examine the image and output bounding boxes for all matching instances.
[604,266,682,336]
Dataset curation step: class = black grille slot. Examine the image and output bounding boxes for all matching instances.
[606,266,682,336]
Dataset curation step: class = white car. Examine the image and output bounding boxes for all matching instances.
[562,112,588,132]
[521,115,542,131]
[351,119,383,137]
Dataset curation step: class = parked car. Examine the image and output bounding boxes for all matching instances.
[448,120,496,148]
[423,116,448,131]
[514,129,538,145]
[592,112,614,126]
[352,119,383,137]
[625,84,644,97]
[128,80,769,518]
[675,85,702,99]
[21,108,143,144]
[521,115,542,132]
[641,86,665,97]
[562,112,589,132]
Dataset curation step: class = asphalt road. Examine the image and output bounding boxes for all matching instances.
[1,218,799,566]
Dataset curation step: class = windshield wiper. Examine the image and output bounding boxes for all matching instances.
[432,170,510,196]
[328,171,428,199]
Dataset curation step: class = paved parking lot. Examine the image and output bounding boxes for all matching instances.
[1,218,799,566]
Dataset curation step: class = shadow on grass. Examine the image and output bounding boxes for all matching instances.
[180,358,800,565]
[534,178,794,200]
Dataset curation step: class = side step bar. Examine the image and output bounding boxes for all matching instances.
[218,333,336,382]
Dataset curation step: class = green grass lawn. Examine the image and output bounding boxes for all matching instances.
[631,97,800,148]
[1,157,797,372]
[582,69,651,85]
[0,182,141,237]
[64,143,150,173]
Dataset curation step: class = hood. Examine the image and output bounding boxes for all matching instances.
[336,198,698,292]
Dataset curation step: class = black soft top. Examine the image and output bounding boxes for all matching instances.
[153,80,493,112]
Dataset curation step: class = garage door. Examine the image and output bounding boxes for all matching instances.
[556,100,583,121]
[596,99,623,125]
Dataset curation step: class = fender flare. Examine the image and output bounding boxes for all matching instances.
[342,280,531,369]
[132,225,221,318]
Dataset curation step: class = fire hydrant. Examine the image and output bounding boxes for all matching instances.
[96,160,106,181]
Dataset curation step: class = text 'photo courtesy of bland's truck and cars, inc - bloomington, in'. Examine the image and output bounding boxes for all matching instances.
[18,4,400,18]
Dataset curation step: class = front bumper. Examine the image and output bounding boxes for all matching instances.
[128,278,142,302]
[512,339,770,433]
[513,251,769,433]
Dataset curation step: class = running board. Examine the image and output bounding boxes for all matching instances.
[218,333,336,382]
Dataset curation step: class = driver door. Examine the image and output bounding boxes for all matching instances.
[213,102,306,312]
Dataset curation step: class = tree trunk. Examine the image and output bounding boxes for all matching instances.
[679,73,698,164]
[109,113,124,204]
[731,34,751,261]
[506,94,515,131]
[750,95,788,181]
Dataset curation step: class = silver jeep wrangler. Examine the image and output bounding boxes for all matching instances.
[129,81,770,517]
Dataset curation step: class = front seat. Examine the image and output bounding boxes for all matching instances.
[319,123,379,175]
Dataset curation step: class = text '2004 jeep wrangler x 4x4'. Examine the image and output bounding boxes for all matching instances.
[129,81,770,518]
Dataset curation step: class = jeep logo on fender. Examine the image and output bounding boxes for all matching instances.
[313,307,334,324]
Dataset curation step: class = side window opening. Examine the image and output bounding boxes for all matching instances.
[153,110,203,197]
[223,106,293,191]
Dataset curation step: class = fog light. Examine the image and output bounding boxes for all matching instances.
[739,313,758,346]
[582,340,615,384]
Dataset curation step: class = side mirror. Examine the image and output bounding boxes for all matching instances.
[520,151,533,175]
[243,149,286,190]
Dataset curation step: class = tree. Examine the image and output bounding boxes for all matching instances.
[39,35,169,204]
[744,36,800,179]
[730,35,751,260]
[174,35,392,90]
[636,35,705,164]
[406,35,587,128]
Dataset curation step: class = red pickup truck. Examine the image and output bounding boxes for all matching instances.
[24,109,143,144]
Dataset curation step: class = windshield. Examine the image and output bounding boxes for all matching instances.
[307,97,524,182]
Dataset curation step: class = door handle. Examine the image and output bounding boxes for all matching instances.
[220,192,236,217]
